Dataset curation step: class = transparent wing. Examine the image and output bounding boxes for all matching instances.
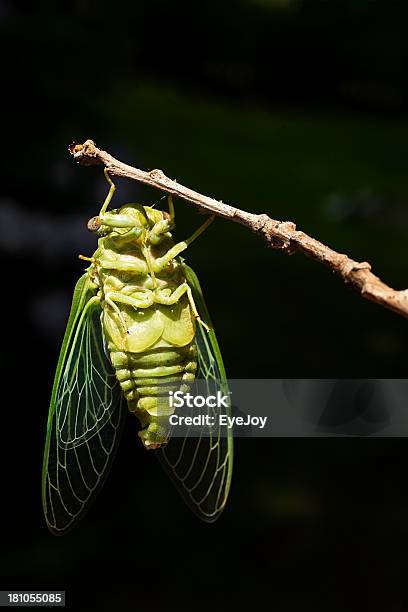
[42,273,124,534]
[159,264,233,522]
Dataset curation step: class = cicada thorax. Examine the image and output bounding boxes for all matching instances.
[91,205,198,449]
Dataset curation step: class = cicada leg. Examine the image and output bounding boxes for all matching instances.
[149,196,176,246]
[99,168,116,216]
[154,283,188,305]
[186,214,215,244]
[153,283,209,331]
[105,290,155,338]
[97,257,148,275]
[104,295,128,334]
[105,290,154,310]
[168,195,175,222]
[186,284,211,332]
[153,215,215,273]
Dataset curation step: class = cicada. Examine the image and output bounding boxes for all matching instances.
[42,169,233,534]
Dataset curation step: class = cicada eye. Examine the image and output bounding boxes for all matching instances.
[87,216,101,232]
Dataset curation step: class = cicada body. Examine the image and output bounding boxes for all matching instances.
[90,203,202,449]
[42,171,233,534]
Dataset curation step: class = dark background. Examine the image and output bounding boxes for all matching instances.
[2,0,408,609]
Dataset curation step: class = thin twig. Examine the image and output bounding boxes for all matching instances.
[69,139,408,320]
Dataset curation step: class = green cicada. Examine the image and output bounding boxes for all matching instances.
[42,169,233,534]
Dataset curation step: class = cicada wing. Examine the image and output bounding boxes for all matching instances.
[158,264,233,522]
[42,273,125,534]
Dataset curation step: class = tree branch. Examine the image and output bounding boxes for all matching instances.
[69,139,408,320]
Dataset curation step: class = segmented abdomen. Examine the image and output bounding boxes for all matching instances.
[109,343,197,416]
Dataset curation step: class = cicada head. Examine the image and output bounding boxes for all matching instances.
[87,204,174,246]
[87,204,149,241]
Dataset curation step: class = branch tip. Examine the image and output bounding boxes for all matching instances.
[68,139,100,166]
